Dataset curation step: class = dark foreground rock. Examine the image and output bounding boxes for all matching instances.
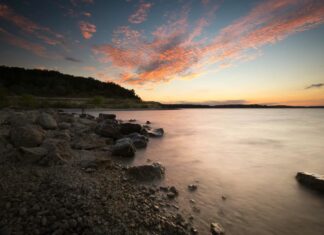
[127,162,165,181]
[0,109,196,235]
[296,172,324,193]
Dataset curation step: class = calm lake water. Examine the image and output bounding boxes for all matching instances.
[87,109,324,235]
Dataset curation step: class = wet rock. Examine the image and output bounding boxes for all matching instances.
[167,192,176,199]
[72,133,106,150]
[188,184,198,191]
[98,113,116,121]
[120,123,142,135]
[210,222,225,235]
[112,138,136,157]
[127,162,165,181]
[129,119,136,122]
[170,186,179,196]
[146,121,151,124]
[95,119,121,139]
[19,146,48,163]
[37,113,58,130]
[147,128,164,137]
[10,125,45,147]
[126,133,148,149]
[296,172,324,193]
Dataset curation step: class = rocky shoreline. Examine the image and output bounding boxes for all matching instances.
[0,109,201,235]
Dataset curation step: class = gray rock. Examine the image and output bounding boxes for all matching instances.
[127,162,165,181]
[296,172,324,193]
[120,123,142,135]
[37,113,58,130]
[112,138,136,157]
[147,128,164,137]
[126,133,148,149]
[10,125,45,147]
[40,139,74,165]
[19,146,48,163]
[72,133,106,150]
[95,119,121,139]
[211,222,225,235]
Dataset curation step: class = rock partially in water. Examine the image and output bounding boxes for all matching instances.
[147,128,164,137]
[296,172,324,193]
[127,162,165,181]
[210,222,225,235]
[112,138,136,157]
[188,184,198,191]
[98,113,116,121]
[95,119,121,139]
[10,125,45,147]
[120,123,142,135]
[126,133,148,149]
[37,113,58,130]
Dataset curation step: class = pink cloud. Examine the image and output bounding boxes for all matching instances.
[93,0,324,85]
[0,4,64,46]
[128,0,152,24]
[79,21,96,39]
[0,28,49,57]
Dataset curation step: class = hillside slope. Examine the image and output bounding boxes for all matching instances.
[0,66,140,100]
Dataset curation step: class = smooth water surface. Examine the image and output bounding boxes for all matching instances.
[87,109,324,235]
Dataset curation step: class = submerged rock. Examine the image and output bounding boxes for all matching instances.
[210,222,225,235]
[112,138,136,157]
[296,172,324,193]
[95,119,121,139]
[127,162,165,181]
[10,125,45,147]
[120,123,142,135]
[188,184,198,191]
[147,128,164,137]
[37,113,58,130]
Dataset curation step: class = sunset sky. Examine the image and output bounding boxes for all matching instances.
[0,0,324,105]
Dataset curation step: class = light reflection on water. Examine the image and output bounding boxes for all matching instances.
[87,109,324,235]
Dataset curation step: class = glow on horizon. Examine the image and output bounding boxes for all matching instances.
[0,0,324,105]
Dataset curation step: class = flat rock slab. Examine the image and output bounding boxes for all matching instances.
[296,172,324,193]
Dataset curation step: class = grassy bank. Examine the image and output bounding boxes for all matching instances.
[0,94,161,109]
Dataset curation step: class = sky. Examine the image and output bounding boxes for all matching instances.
[0,0,324,105]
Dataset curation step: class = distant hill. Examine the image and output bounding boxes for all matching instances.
[161,104,324,109]
[0,66,140,100]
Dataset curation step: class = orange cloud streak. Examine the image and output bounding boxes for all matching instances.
[93,0,324,86]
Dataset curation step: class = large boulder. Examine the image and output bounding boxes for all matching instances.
[72,133,106,150]
[120,123,142,135]
[37,113,57,130]
[296,172,324,193]
[112,138,136,157]
[147,128,164,137]
[127,162,165,181]
[95,119,121,139]
[10,125,45,147]
[126,133,148,149]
